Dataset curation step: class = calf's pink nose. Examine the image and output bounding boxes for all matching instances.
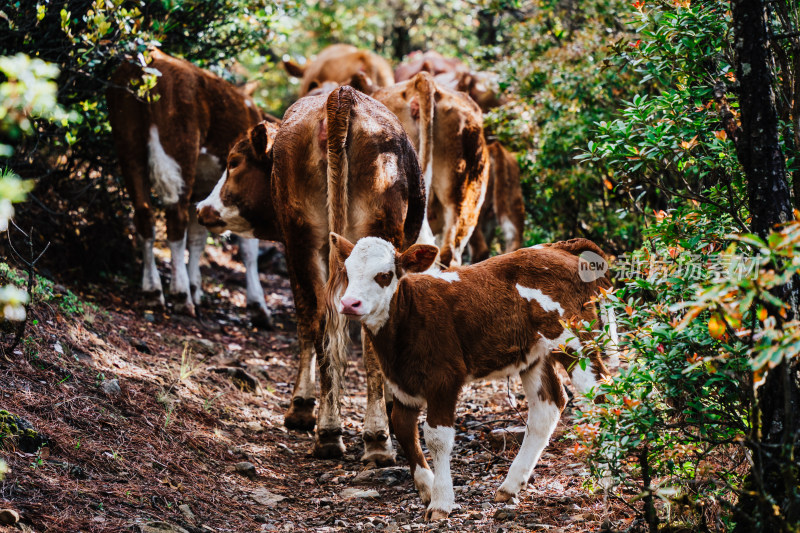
[340,297,362,315]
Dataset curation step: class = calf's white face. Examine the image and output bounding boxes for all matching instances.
[196,170,256,238]
[331,233,438,333]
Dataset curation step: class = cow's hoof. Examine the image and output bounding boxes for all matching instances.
[247,303,274,329]
[172,293,196,317]
[284,397,316,431]
[494,489,518,503]
[143,290,165,309]
[314,427,345,459]
[425,508,450,521]
[190,284,204,306]
[361,430,395,467]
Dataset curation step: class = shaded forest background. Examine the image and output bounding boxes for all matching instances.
[1,1,799,531]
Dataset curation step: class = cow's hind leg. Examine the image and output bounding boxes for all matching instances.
[239,237,272,328]
[496,362,564,502]
[361,333,395,467]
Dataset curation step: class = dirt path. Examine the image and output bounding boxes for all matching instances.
[0,242,632,532]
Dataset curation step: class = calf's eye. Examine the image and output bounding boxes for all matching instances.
[374,272,393,287]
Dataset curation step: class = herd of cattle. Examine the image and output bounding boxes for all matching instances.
[105,45,617,520]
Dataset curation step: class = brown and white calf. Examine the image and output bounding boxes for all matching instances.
[329,234,617,519]
[197,86,426,464]
[369,72,490,266]
[106,49,274,324]
[468,141,525,262]
[283,44,395,97]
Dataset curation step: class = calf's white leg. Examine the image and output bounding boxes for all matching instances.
[141,234,165,307]
[496,363,563,501]
[168,234,194,316]
[423,422,456,520]
[239,237,272,327]
[186,209,207,306]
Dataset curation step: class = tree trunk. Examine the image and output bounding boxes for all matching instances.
[730,1,800,531]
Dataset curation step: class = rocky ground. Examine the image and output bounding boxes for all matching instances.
[0,239,635,532]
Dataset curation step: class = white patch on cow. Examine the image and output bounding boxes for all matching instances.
[200,147,208,154]
[141,236,164,298]
[529,244,545,249]
[501,216,517,246]
[385,379,426,409]
[196,170,256,238]
[414,467,434,505]
[245,99,253,108]
[571,359,598,396]
[339,237,399,334]
[516,283,565,316]
[239,238,267,309]
[148,125,183,204]
[498,364,561,498]
[186,210,207,304]
[422,267,460,283]
[423,423,456,514]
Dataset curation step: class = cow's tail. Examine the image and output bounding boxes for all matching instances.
[413,72,437,247]
[323,86,356,392]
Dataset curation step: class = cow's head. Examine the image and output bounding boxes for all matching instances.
[196,121,279,239]
[329,233,438,332]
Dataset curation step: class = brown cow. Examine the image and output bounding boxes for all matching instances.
[330,234,617,520]
[468,141,525,262]
[197,86,426,464]
[395,50,506,113]
[283,44,395,97]
[106,49,274,324]
[370,72,490,266]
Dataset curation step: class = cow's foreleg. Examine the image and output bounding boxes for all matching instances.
[239,237,272,328]
[361,333,395,467]
[423,398,457,520]
[285,338,317,431]
[186,207,207,306]
[496,362,564,502]
[392,402,432,504]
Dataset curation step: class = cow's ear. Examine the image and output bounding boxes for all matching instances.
[349,71,374,95]
[283,59,306,78]
[330,233,355,262]
[399,244,438,273]
[249,122,275,157]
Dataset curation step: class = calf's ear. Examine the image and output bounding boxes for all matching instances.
[399,244,438,273]
[282,59,306,78]
[330,233,355,262]
[250,121,276,158]
[349,71,375,95]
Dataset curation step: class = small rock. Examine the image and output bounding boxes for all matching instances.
[246,421,264,433]
[277,442,294,455]
[340,488,380,499]
[487,426,526,450]
[353,466,408,485]
[143,312,156,324]
[101,379,121,396]
[468,512,482,521]
[494,507,518,521]
[254,515,268,523]
[250,488,286,507]
[0,509,20,525]
[138,522,190,533]
[209,367,261,393]
[481,502,493,510]
[235,461,257,479]
[186,337,216,355]
[178,504,195,523]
